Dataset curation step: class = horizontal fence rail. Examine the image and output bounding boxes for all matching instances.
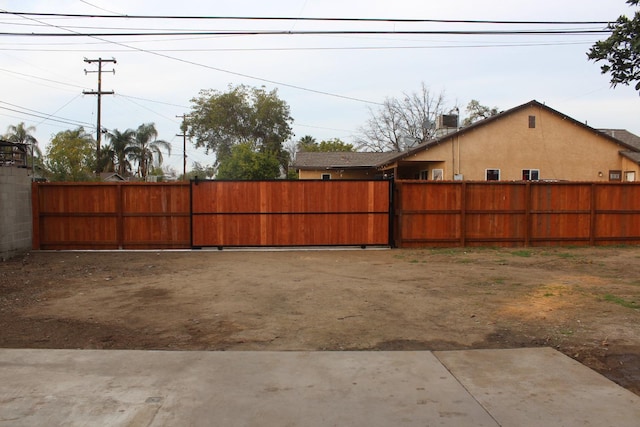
[394,181,640,248]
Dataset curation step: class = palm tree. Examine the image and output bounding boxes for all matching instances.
[3,122,41,170]
[105,128,136,176]
[128,123,171,179]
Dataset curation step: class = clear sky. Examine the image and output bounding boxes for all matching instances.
[0,0,637,173]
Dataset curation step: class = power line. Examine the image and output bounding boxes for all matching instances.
[0,100,95,128]
[5,9,383,106]
[0,40,595,53]
[0,29,612,37]
[0,11,613,25]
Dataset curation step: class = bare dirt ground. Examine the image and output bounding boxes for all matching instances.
[1,247,639,395]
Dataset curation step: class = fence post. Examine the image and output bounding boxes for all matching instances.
[590,183,596,246]
[460,182,467,247]
[116,183,124,249]
[524,182,531,247]
[387,178,395,247]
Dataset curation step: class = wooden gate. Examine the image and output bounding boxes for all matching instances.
[190,180,391,247]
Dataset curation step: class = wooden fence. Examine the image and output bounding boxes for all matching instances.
[32,180,391,249]
[191,180,391,247]
[32,180,640,250]
[394,181,640,248]
[32,182,191,250]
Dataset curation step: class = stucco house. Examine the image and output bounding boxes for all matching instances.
[294,100,640,182]
[295,151,397,180]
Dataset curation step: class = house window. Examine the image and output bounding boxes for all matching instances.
[522,169,540,181]
[625,171,636,182]
[321,173,331,180]
[432,169,444,181]
[528,115,536,128]
[419,169,429,180]
[486,169,500,181]
[609,170,622,181]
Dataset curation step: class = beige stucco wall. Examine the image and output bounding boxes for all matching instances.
[298,169,379,180]
[401,104,640,181]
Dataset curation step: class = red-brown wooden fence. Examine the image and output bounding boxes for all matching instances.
[32,182,190,250]
[191,180,391,247]
[394,181,640,248]
[32,180,391,249]
[32,180,640,250]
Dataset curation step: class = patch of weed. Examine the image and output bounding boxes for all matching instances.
[511,250,532,257]
[603,294,640,309]
[556,252,577,259]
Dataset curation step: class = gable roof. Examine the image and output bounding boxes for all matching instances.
[294,151,398,170]
[385,100,640,166]
[621,151,640,164]
[598,129,640,151]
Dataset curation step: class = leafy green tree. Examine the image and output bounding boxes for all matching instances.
[128,123,171,179]
[296,135,317,152]
[188,84,293,169]
[180,162,216,180]
[296,135,354,152]
[45,127,96,181]
[104,128,136,176]
[462,100,500,126]
[588,0,640,91]
[319,138,353,152]
[216,142,281,180]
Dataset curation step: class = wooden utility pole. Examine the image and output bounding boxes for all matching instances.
[83,57,116,174]
[176,114,189,180]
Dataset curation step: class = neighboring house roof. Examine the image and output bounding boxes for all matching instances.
[598,129,640,151]
[294,152,398,170]
[384,100,640,167]
[99,172,126,181]
[621,151,640,164]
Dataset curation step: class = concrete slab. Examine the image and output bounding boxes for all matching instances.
[435,347,640,427]
[0,348,638,426]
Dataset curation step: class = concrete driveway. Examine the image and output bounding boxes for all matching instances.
[1,347,639,426]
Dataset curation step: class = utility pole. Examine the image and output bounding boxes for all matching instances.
[83,57,116,174]
[176,114,189,180]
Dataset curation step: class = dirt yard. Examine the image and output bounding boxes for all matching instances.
[1,247,639,395]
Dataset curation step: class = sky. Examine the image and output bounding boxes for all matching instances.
[0,0,638,174]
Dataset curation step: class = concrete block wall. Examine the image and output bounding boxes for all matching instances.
[0,167,32,260]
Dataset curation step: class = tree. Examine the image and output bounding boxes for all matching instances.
[356,83,449,152]
[104,128,136,176]
[45,127,96,181]
[216,142,281,180]
[296,136,354,153]
[462,100,500,126]
[188,84,293,169]
[296,135,317,152]
[588,0,640,91]
[128,123,171,179]
[180,162,216,181]
[3,122,41,170]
